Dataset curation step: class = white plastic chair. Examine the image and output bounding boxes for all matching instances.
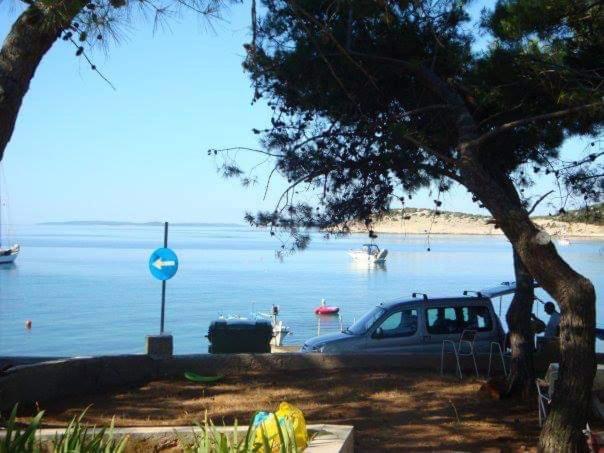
[536,378,551,427]
[440,329,479,379]
[487,332,510,377]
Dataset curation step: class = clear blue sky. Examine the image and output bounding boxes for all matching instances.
[0,1,591,224]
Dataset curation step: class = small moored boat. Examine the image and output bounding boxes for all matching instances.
[348,243,388,264]
[314,299,340,315]
[557,237,571,246]
[0,170,19,264]
[0,244,19,264]
[218,304,291,347]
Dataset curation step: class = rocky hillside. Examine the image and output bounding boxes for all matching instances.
[348,207,604,237]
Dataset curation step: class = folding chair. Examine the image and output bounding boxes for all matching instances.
[440,329,479,379]
[487,332,510,377]
[536,378,551,427]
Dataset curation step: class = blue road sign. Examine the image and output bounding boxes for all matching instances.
[149,247,179,281]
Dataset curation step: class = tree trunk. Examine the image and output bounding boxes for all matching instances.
[458,157,596,452]
[0,2,83,162]
[505,247,536,399]
[392,54,595,451]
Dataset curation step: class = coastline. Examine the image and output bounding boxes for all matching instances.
[347,210,604,238]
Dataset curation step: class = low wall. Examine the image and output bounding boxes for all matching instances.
[0,424,354,453]
[0,351,565,411]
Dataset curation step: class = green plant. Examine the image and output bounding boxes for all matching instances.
[52,408,128,453]
[265,413,298,453]
[0,405,43,453]
[179,411,299,453]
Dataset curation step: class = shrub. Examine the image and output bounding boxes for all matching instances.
[179,411,299,453]
[0,405,127,453]
[0,405,43,453]
[52,408,128,453]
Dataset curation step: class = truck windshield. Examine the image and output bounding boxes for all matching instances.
[346,306,386,335]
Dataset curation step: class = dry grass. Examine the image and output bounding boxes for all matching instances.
[26,369,543,452]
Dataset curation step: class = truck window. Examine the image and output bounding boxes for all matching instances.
[426,307,457,334]
[426,305,492,334]
[377,309,418,338]
[461,306,492,332]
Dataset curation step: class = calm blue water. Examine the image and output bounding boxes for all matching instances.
[0,224,603,356]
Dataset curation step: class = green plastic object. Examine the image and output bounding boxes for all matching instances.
[184,371,224,383]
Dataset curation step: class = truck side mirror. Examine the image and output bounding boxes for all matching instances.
[372,327,384,339]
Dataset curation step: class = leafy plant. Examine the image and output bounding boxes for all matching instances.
[0,405,43,453]
[265,413,298,453]
[52,407,128,453]
[179,411,299,453]
[2,404,302,453]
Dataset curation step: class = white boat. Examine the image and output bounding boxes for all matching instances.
[0,244,19,264]
[347,243,388,263]
[253,305,291,347]
[219,305,291,347]
[0,170,19,264]
[557,237,571,246]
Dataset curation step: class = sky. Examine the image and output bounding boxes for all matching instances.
[0,0,594,224]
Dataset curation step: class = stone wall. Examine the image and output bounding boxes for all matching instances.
[0,351,566,411]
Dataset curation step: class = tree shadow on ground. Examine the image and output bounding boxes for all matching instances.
[24,368,558,451]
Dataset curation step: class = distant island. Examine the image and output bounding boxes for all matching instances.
[40,205,604,238]
[39,221,243,227]
[347,205,604,238]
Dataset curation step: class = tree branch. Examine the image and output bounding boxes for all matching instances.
[210,146,284,158]
[397,133,457,166]
[399,104,452,118]
[345,50,479,144]
[467,102,604,149]
[528,190,554,215]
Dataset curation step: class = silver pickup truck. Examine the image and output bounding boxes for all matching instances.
[300,283,525,354]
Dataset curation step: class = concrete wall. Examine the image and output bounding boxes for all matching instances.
[0,351,562,411]
[1,424,354,453]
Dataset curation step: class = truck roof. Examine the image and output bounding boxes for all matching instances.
[376,280,541,311]
[378,295,493,310]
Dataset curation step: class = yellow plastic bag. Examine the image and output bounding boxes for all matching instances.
[251,402,308,452]
[275,402,308,450]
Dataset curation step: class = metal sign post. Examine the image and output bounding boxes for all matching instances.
[146,222,179,357]
[149,222,179,332]
[160,222,168,333]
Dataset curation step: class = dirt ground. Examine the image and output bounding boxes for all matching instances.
[25,369,546,452]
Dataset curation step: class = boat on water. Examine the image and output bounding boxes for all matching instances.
[0,170,19,264]
[254,305,291,347]
[0,244,19,264]
[347,243,388,264]
[218,305,291,347]
[557,237,571,246]
[314,298,340,315]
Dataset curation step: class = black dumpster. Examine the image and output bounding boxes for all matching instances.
[207,319,273,353]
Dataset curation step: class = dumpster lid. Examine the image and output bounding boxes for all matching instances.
[210,318,272,329]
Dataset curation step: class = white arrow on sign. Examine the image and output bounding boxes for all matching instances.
[153,258,176,270]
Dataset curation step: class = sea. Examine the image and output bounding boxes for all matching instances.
[0,223,603,356]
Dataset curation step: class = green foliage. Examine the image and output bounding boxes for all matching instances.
[52,408,128,453]
[554,203,603,225]
[17,1,228,75]
[0,405,127,453]
[178,411,299,453]
[487,0,603,44]
[219,0,602,249]
[0,405,43,453]
[1,405,304,453]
